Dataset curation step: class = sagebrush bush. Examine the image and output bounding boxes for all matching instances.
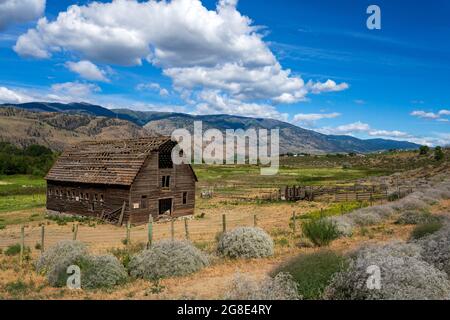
[36,240,89,287]
[395,210,437,225]
[217,227,274,259]
[347,208,382,227]
[80,255,128,289]
[129,239,209,280]
[391,196,430,212]
[4,243,30,256]
[417,225,450,276]
[324,242,450,300]
[301,219,340,247]
[325,216,354,237]
[273,250,347,299]
[411,220,443,240]
[224,272,301,300]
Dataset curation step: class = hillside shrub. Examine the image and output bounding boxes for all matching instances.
[129,240,209,280]
[347,209,382,227]
[301,219,340,247]
[224,272,300,300]
[324,216,354,237]
[217,227,274,259]
[35,240,89,287]
[80,255,128,289]
[324,242,450,300]
[417,226,450,276]
[391,196,430,212]
[273,250,347,299]
[411,221,444,240]
[395,210,437,225]
[4,243,30,256]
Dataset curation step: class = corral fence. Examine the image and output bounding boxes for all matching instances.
[210,184,415,204]
[0,209,305,265]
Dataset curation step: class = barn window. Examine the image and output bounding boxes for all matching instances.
[94,194,98,201]
[100,194,104,202]
[182,192,187,204]
[89,203,95,211]
[86,193,89,200]
[161,176,171,188]
[72,191,75,199]
[141,196,148,209]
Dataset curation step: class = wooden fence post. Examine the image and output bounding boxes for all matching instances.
[292,211,296,235]
[170,219,175,241]
[126,221,131,246]
[72,223,78,241]
[40,225,45,253]
[222,214,227,233]
[184,218,190,241]
[147,215,153,249]
[20,225,25,267]
[253,214,257,227]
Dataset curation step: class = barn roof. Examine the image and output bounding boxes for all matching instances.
[45,136,180,186]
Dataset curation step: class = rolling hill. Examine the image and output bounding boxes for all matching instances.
[0,102,420,153]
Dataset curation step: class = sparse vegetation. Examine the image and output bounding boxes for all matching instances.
[217,227,274,259]
[224,272,300,300]
[129,240,209,280]
[273,250,347,299]
[411,220,443,240]
[324,242,450,300]
[301,219,340,247]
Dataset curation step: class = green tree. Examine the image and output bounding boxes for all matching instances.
[434,146,444,161]
[419,145,430,155]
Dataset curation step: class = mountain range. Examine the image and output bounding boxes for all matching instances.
[0,102,420,154]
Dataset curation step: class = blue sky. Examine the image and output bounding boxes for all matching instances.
[0,0,449,146]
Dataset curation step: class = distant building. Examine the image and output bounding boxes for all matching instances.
[45,137,197,225]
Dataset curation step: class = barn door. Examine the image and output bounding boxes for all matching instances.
[159,198,172,215]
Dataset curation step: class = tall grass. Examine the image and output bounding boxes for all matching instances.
[301,219,340,247]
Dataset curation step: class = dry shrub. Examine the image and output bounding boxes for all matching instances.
[417,224,450,277]
[325,216,354,237]
[224,272,301,300]
[217,227,274,259]
[324,242,450,300]
[129,239,209,280]
[36,241,127,289]
[391,196,430,212]
[35,240,89,287]
[81,255,128,289]
[347,208,382,226]
[396,210,437,225]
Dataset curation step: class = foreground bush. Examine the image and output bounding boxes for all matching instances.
[273,250,347,299]
[301,219,340,247]
[391,196,430,212]
[217,227,274,259]
[224,272,300,300]
[324,242,450,300]
[129,239,209,280]
[325,216,354,237]
[411,220,444,240]
[396,210,437,225]
[417,226,450,276]
[36,240,89,287]
[80,255,128,289]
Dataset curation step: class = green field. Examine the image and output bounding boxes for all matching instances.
[0,175,46,196]
[194,165,389,188]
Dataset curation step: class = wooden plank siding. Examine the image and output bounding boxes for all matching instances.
[129,151,196,225]
[45,137,197,226]
[46,180,130,218]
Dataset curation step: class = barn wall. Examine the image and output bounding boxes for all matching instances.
[46,180,130,218]
[129,151,196,224]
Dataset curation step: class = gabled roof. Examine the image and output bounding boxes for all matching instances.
[45,136,176,186]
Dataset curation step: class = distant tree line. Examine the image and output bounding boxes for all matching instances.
[0,142,57,176]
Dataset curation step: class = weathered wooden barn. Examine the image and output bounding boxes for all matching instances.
[45,137,197,225]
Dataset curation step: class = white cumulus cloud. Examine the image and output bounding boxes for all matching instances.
[0,86,32,103]
[13,0,348,118]
[51,82,101,98]
[0,0,45,31]
[65,60,109,82]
